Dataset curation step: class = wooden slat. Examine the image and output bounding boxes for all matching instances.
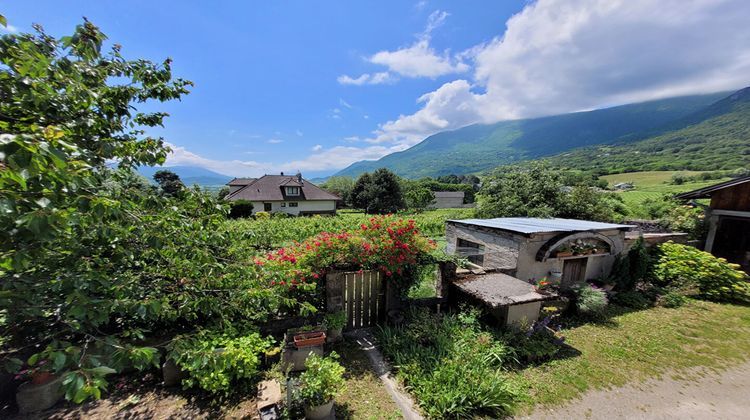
[377,272,386,322]
[346,273,355,330]
[370,271,378,325]
[354,273,363,328]
[362,271,372,326]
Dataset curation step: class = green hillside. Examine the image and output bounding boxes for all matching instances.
[545,88,750,174]
[599,171,731,217]
[335,92,729,179]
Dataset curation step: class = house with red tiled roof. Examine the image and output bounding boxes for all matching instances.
[225,172,340,216]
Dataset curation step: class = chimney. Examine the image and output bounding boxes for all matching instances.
[297,172,303,185]
[280,171,284,176]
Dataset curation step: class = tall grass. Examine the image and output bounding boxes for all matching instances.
[376,309,520,418]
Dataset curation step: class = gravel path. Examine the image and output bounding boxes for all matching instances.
[521,360,750,419]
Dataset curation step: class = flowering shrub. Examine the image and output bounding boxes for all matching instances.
[254,216,437,292]
[653,242,750,303]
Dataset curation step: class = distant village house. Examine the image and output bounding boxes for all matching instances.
[224,172,340,216]
[429,191,466,209]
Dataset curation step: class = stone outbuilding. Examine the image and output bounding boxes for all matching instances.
[446,217,633,287]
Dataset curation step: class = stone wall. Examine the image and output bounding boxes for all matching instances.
[446,223,521,271]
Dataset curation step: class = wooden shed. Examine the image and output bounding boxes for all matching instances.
[676,175,750,272]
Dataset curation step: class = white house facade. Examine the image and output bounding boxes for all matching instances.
[224,173,340,216]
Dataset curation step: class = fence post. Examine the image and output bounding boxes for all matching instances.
[325,271,344,313]
[437,261,457,299]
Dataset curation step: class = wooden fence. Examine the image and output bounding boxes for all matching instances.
[326,271,386,330]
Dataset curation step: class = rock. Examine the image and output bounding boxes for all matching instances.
[16,375,64,414]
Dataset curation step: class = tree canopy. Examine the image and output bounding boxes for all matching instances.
[476,164,626,221]
[351,169,406,214]
[0,20,285,402]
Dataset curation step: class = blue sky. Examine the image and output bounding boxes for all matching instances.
[3,1,750,177]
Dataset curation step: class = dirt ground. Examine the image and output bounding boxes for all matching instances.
[521,360,750,419]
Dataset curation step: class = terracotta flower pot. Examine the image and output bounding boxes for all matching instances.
[304,400,334,420]
[293,331,326,349]
[556,251,573,258]
[31,371,55,385]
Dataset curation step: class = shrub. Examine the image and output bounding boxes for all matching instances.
[502,314,563,364]
[324,311,347,330]
[611,290,652,309]
[652,242,750,303]
[376,309,519,418]
[228,199,254,218]
[297,352,346,406]
[167,330,274,393]
[572,284,609,316]
[255,211,271,220]
[271,211,290,218]
[611,236,650,291]
[254,216,437,293]
[660,291,688,308]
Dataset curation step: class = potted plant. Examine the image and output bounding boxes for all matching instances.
[297,352,345,420]
[14,359,65,414]
[555,245,573,258]
[324,311,347,342]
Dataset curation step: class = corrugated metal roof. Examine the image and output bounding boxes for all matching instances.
[448,217,633,235]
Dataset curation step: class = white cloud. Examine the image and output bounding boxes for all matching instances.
[359,0,750,151]
[343,136,361,142]
[164,142,273,177]
[370,39,469,79]
[338,10,467,84]
[337,72,396,86]
[279,144,409,172]
[470,0,750,120]
[267,138,283,144]
[339,98,353,108]
[311,144,323,152]
[422,10,449,37]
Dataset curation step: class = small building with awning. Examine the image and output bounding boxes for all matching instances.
[676,175,750,272]
[446,217,633,287]
[445,217,634,326]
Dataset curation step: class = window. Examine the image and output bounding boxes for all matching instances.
[289,202,298,207]
[286,186,300,196]
[263,203,272,211]
[281,202,286,207]
[457,238,485,266]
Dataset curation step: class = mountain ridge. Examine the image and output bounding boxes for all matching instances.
[333,90,735,179]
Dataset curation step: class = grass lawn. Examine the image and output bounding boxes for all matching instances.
[598,171,729,217]
[509,300,750,412]
[331,340,402,419]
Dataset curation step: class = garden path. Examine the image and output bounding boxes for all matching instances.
[520,360,750,419]
[346,329,423,420]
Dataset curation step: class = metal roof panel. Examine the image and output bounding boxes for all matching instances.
[448,217,633,235]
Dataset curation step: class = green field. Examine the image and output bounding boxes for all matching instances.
[599,171,727,218]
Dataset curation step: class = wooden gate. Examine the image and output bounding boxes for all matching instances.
[326,271,385,330]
